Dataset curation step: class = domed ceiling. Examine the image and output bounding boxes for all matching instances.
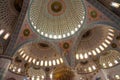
[0,0,20,40]
[4,0,120,80]
[75,60,98,74]
[27,68,45,80]
[15,41,64,67]
[28,0,86,39]
[76,25,115,60]
[100,50,120,68]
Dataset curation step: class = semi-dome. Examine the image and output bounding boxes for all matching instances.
[28,0,85,39]
[16,41,64,67]
[76,25,115,60]
[0,0,19,40]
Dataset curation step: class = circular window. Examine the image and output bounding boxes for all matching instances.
[90,10,98,18]
[63,42,70,49]
[23,29,30,37]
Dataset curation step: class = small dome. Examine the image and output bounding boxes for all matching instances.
[27,67,45,80]
[75,60,98,74]
[100,50,120,68]
[9,56,25,74]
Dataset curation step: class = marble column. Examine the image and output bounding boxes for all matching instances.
[0,56,11,80]
[101,69,109,80]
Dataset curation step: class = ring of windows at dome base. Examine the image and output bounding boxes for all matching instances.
[75,60,98,74]
[27,67,45,80]
[15,42,64,67]
[76,26,115,60]
[9,63,24,75]
[18,50,64,67]
[28,0,86,39]
[100,50,120,68]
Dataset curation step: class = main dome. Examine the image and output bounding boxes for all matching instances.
[28,0,85,39]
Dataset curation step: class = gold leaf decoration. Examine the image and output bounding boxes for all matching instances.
[53,65,75,80]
